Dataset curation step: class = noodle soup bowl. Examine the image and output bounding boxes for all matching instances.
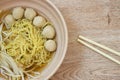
[0,0,68,80]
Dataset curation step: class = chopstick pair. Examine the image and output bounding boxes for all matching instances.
[77,35,120,65]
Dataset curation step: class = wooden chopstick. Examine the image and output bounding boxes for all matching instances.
[79,35,120,56]
[77,36,120,65]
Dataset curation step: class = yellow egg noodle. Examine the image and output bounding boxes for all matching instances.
[5,19,52,68]
[0,19,53,79]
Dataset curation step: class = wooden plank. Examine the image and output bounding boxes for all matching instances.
[50,0,120,80]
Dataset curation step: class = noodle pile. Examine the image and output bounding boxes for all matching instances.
[0,7,56,80]
[4,19,52,71]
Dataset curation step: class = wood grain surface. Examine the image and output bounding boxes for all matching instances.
[50,0,120,80]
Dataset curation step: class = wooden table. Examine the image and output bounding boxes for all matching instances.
[50,0,120,80]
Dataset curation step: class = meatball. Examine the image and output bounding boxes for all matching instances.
[12,7,24,19]
[44,40,56,52]
[42,25,55,39]
[33,16,46,27]
[4,14,15,28]
[24,8,36,20]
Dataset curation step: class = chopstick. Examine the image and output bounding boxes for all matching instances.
[79,36,120,56]
[77,35,120,65]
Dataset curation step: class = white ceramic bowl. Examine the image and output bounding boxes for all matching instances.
[0,0,68,80]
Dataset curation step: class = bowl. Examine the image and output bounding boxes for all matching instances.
[0,0,68,80]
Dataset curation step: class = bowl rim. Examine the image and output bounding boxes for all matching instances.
[44,0,68,79]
